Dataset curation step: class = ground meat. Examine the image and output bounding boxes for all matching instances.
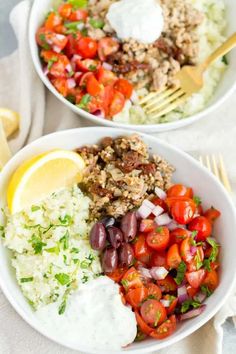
[77,134,174,218]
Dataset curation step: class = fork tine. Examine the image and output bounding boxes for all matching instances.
[149,93,190,119]
[142,87,179,110]
[139,92,160,105]
[205,155,212,173]
[211,154,220,180]
[218,154,232,193]
[146,89,186,114]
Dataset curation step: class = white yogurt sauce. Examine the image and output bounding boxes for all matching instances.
[36,276,137,350]
[106,0,164,44]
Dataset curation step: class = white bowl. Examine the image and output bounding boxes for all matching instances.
[29,0,236,133]
[0,127,236,353]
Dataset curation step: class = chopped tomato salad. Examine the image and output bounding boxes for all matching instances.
[36,0,134,119]
[90,183,221,342]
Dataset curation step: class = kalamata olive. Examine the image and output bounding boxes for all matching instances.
[107,226,123,249]
[100,216,116,228]
[120,211,137,242]
[90,222,107,251]
[102,248,118,273]
[119,243,134,267]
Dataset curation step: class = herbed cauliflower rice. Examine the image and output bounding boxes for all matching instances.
[2,185,101,312]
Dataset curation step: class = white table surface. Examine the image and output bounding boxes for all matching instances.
[0,0,235,353]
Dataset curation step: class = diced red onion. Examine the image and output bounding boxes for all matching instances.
[138,266,152,279]
[93,110,105,118]
[178,285,189,303]
[143,199,155,210]
[190,246,197,256]
[67,78,76,89]
[74,72,82,83]
[43,66,49,76]
[152,205,164,217]
[193,291,206,303]
[65,63,73,72]
[53,45,61,53]
[150,267,168,280]
[137,204,152,219]
[71,54,81,63]
[179,305,206,321]
[56,34,66,41]
[102,62,113,71]
[77,22,85,30]
[154,186,167,200]
[155,213,172,226]
[160,299,170,307]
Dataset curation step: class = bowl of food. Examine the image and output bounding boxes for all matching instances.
[29,0,236,132]
[0,127,236,353]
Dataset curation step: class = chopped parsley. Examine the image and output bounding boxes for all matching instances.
[82,275,89,283]
[181,299,201,313]
[39,34,50,50]
[20,277,34,283]
[60,230,69,250]
[201,285,213,297]
[121,279,129,290]
[45,245,60,255]
[31,205,40,212]
[222,55,228,65]
[55,273,70,285]
[66,94,76,104]
[156,227,163,233]
[88,65,97,71]
[191,230,198,238]
[80,260,89,269]
[47,56,58,70]
[174,261,186,285]
[71,247,80,253]
[64,21,83,30]
[193,195,202,206]
[89,18,104,29]
[203,238,219,271]
[30,234,46,254]
[68,0,88,9]
[0,225,5,239]
[58,299,67,315]
[195,248,203,270]
[154,310,161,327]
[77,94,91,110]
[59,214,72,225]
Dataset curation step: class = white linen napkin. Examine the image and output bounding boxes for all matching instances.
[0,1,235,353]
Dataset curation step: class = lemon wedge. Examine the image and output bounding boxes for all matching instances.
[0,108,20,138]
[7,150,85,214]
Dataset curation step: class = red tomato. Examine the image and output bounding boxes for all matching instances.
[146,283,162,301]
[167,244,182,269]
[106,267,127,283]
[204,207,221,224]
[49,55,70,78]
[77,37,98,59]
[76,58,100,72]
[151,197,168,212]
[171,199,196,225]
[54,24,67,34]
[109,91,125,117]
[180,237,194,263]
[98,37,120,61]
[186,269,206,289]
[86,75,103,96]
[146,226,170,252]
[187,246,204,272]
[114,78,133,99]
[186,285,199,298]
[121,267,143,292]
[150,315,176,340]
[210,261,220,271]
[201,270,219,291]
[69,9,88,21]
[150,252,167,268]
[58,3,73,19]
[79,72,94,88]
[133,234,152,264]
[97,67,117,86]
[140,300,167,327]
[163,295,178,315]
[51,77,68,97]
[139,219,155,233]
[170,228,189,245]
[125,287,148,308]
[40,50,59,63]
[101,85,115,116]
[194,204,203,217]
[157,275,177,292]
[45,12,62,30]
[36,27,51,47]
[188,216,212,242]
[135,311,153,335]
[167,184,193,198]
[87,95,104,113]
[64,33,82,58]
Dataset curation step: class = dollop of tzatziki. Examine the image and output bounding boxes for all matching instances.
[106,0,164,44]
[36,276,137,350]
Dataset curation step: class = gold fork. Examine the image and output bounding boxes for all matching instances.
[140,33,236,119]
[199,154,232,193]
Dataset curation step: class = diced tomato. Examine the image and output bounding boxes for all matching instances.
[187,246,204,272]
[36,27,51,48]
[150,252,167,268]
[98,37,120,61]
[157,275,177,292]
[77,37,98,59]
[140,219,155,233]
[49,55,70,78]
[186,269,206,289]
[64,33,82,58]
[150,315,176,340]
[106,267,127,283]
[79,72,94,88]
[121,267,143,292]
[125,287,148,308]
[204,207,221,224]
[201,270,219,291]
[108,90,125,117]
[87,95,104,113]
[86,75,103,96]
[210,261,220,271]
[170,199,196,225]
[101,85,115,116]
[69,9,88,21]
[51,77,69,97]
[58,3,73,19]
[40,50,59,63]
[146,283,162,301]
[167,184,193,198]
[97,67,117,86]
[135,311,153,335]
[194,204,203,217]
[163,295,178,315]
[114,78,133,99]
[186,285,199,298]
[140,299,167,327]
[170,228,189,245]
[146,226,170,252]
[45,12,62,30]
[133,234,152,264]
[151,197,168,212]
[76,58,100,72]
[167,243,182,269]
[188,216,212,242]
[180,237,194,263]
[54,24,67,34]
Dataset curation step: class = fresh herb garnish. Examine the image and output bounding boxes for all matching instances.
[203,238,219,270]
[193,196,202,206]
[20,277,34,283]
[47,56,58,70]
[181,299,201,313]
[89,18,104,29]
[195,248,203,270]
[191,230,198,238]
[68,0,88,9]
[80,260,89,269]
[45,245,60,255]
[66,94,76,104]
[30,234,46,254]
[156,227,163,233]
[58,299,67,315]
[59,214,72,225]
[201,285,213,297]
[222,55,228,65]
[82,275,89,283]
[71,247,80,253]
[39,34,50,50]
[88,65,97,71]
[60,230,69,250]
[31,205,40,212]
[154,310,161,327]
[64,20,83,30]
[0,225,5,238]
[77,94,91,110]
[174,261,186,285]
[55,273,70,285]
[121,279,129,290]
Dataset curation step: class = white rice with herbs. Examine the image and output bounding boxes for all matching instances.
[3,185,101,312]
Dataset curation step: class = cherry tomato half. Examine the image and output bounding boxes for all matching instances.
[157,275,177,292]
[146,226,170,252]
[98,37,119,61]
[150,315,176,340]
[45,12,62,31]
[188,216,212,242]
[171,199,196,225]
[180,237,194,263]
[97,67,117,86]
[186,269,206,289]
[114,78,133,99]
[140,299,167,327]
[201,269,219,291]
[167,243,182,269]
[109,90,125,117]
[167,184,193,198]
[121,267,143,292]
[86,75,102,96]
[170,228,189,245]
[133,234,152,264]
[146,283,162,301]
[77,37,98,59]
[125,286,148,308]
[135,311,153,335]
[150,252,167,268]
[204,207,221,224]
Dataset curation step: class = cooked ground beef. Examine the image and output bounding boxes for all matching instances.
[76,135,174,218]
